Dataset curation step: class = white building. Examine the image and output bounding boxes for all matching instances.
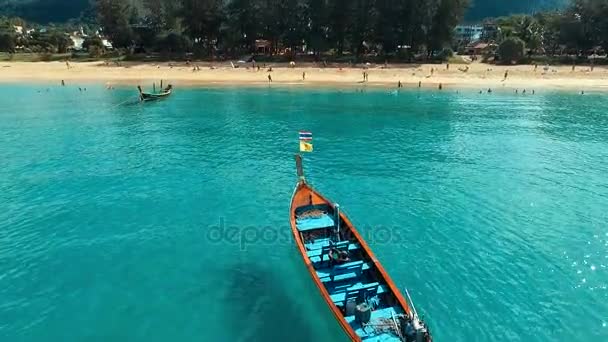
[454,25,483,43]
[70,35,85,50]
[13,25,23,34]
[69,28,87,51]
[101,39,113,49]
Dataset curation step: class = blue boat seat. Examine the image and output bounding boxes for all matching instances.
[330,283,386,307]
[338,283,380,308]
[317,261,371,283]
[306,238,350,251]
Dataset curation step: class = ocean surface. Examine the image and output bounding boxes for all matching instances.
[1,84,607,341]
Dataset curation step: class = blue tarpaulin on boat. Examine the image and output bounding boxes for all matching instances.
[296,214,334,231]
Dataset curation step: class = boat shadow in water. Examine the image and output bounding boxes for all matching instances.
[222,262,319,342]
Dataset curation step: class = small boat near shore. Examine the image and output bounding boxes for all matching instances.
[290,155,432,342]
[137,82,172,102]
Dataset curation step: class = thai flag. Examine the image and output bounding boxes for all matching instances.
[299,131,313,141]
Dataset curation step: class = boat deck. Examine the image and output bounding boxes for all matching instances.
[296,206,410,341]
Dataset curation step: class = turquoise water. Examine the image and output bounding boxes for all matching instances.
[1,84,607,341]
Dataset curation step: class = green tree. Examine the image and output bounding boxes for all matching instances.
[225,0,262,52]
[280,0,308,53]
[144,0,166,33]
[83,36,105,50]
[515,16,542,52]
[375,0,401,55]
[429,0,470,54]
[0,32,16,52]
[47,30,72,53]
[160,32,192,52]
[84,36,105,57]
[327,0,353,55]
[535,11,564,55]
[306,0,329,56]
[96,0,135,48]
[349,0,376,57]
[180,0,224,55]
[403,0,437,53]
[163,0,181,30]
[497,36,525,64]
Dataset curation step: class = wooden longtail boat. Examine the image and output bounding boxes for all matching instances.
[290,155,432,342]
[137,84,172,102]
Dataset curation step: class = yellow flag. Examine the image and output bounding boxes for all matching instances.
[300,141,313,152]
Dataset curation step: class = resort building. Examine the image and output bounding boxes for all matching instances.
[454,25,483,44]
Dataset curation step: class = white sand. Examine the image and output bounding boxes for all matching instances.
[1,61,606,91]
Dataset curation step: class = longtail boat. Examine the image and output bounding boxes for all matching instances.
[137,82,172,102]
[290,155,432,342]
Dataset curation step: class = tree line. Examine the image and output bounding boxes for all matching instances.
[96,0,470,59]
[476,0,608,64]
[2,0,608,65]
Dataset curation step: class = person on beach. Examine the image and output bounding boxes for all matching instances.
[532,90,535,95]
[302,72,306,81]
[268,74,272,83]
[438,83,443,90]
[61,80,65,86]
[446,63,450,70]
[430,67,434,76]
[65,60,70,69]
[398,80,402,88]
[523,89,526,94]
[503,70,509,81]
[534,63,538,72]
[418,81,421,88]
[487,88,492,93]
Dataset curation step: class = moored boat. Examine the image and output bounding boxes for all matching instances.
[137,83,172,102]
[289,155,432,342]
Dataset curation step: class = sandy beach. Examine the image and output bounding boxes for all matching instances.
[1,60,606,91]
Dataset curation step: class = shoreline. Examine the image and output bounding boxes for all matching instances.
[1,61,606,91]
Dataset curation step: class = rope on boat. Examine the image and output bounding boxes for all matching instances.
[110,96,139,109]
[297,209,326,219]
[392,310,406,341]
[363,315,406,340]
[365,318,400,335]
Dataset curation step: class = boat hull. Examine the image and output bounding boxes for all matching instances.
[289,180,422,341]
[140,90,171,101]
